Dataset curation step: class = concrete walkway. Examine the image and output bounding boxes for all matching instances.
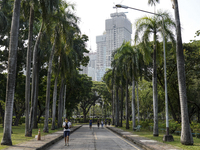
[107,126,182,150]
[3,125,82,150]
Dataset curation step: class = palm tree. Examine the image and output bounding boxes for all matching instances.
[171,0,193,145]
[134,11,175,136]
[43,2,79,132]
[29,0,60,134]
[113,42,134,129]
[1,0,21,145]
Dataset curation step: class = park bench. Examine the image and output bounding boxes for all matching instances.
[133,125,141,131]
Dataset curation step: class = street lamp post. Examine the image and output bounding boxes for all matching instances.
[115,4,173,142]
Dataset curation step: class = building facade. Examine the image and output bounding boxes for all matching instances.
[96,34,107,81]
[80,52,97,81]
[105,12,132,68]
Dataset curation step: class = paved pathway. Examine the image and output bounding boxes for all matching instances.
[3,125,81,150]
[49,125,144,150]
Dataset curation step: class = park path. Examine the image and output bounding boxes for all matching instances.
[48,125,144,150]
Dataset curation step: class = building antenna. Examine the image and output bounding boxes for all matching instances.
[89,29,92,52]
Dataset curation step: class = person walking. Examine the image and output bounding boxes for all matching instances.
[97,119,100,129]
[89,119,92,129]
[101,120,104,128]
[62,117,71,146]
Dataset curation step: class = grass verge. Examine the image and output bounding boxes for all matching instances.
[117,126,200,150]
[0,123,62,150]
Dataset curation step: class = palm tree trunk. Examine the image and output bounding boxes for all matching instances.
[136,82,140,124]
[25,4,34,137]
[58,77,64,128]
[112,79,115,125]
[115,86,119,127]
[153,31,158,136]
[173,0,193,145]
[125,78,129,129]
[120,86,123,127]
[132,76,136,129]
[29,21,44,135]
[51,75,58,130]
[33,57,40,129]
[1,0,21,145]
[43,38,56,133]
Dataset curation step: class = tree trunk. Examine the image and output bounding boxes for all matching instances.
[132,77,136,129]
[25,4,34,137]
[173,0,193,145]
[115,86,119,127]
[57,78,64,128]
[153,31,158,137]
[120,86,123,127]
[136,82,140,124]
[43,38,56,133]
[112,88,115,125]
[83,109,87,123]
[33,57,40,129]
[125,78,129,129]
[29,21,44,135]
[51,75,58,130]
[1,0,21,145]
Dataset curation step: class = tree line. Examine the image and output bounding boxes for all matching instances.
[0,0,110,146]
[102,0,199,146]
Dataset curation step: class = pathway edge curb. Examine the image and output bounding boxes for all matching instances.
[106,126,154,150]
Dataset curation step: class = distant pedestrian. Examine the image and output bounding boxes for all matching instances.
[89,119,92,129]
[62,117,71,146]
[105,119,107,127]
[108,120,110,126]
[101,120,104,128]
[97,119,100,129]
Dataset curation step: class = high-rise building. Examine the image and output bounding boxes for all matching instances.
[80,52,97,81]
[96,34,106,81]
[105,12,132,67]
[95,12,132,81]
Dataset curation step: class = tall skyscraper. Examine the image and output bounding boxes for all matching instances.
[80,52,97,81]
[96,34,106,81]
[95,12,132,81]
[105,12,132,68]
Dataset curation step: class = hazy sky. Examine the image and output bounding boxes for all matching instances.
[69,0,200,52]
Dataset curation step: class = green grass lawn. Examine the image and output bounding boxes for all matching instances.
[117,126,200,150]
[0,123,63,150]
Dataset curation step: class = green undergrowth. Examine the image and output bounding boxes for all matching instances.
[117,126,200,150]
[0,123,62,150]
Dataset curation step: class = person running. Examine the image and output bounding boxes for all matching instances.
[97,119,100,129]
[62,117,71,146]
[89,119,92,129]
[101,120,104,128]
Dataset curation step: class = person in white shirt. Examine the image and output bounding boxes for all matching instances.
[62,117,71,146]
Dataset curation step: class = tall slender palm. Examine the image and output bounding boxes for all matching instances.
[43,2,79,132]
[113,42,133,129]
[171,0,193,145]
[1,0,21,145]
[134,11,175,136]
[29,0,60,134]
[114,42,141,130]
